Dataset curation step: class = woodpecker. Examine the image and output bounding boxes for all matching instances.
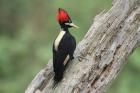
[53,8,78,85]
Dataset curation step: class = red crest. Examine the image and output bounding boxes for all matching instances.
[57,8,71,23]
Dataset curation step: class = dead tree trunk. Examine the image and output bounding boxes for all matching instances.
[25,0,140,93]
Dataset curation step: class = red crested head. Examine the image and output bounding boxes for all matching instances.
[57,8,71,24]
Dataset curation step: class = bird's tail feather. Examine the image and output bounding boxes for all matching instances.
[53,64,64,88]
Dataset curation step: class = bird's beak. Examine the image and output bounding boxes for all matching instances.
[65,23,79,28]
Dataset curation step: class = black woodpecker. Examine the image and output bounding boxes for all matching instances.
[53,8,79,85]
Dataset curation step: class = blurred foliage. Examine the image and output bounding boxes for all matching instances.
[0,0,140,93]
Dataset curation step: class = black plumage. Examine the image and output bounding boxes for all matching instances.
[53,31,76,83]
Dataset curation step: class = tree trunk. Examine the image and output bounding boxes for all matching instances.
[25,0,140,93]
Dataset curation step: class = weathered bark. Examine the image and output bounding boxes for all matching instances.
[25,0,140,93]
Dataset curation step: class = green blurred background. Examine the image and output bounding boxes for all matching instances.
[0,0,140,93]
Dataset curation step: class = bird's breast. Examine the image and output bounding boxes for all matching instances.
[54,31,66,51]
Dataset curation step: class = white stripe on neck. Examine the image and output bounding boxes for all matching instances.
[54,30,66,51]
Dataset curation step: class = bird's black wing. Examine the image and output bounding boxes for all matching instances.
[52,34,76,83]
[53,35,76,67]
[66,36,76,60]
